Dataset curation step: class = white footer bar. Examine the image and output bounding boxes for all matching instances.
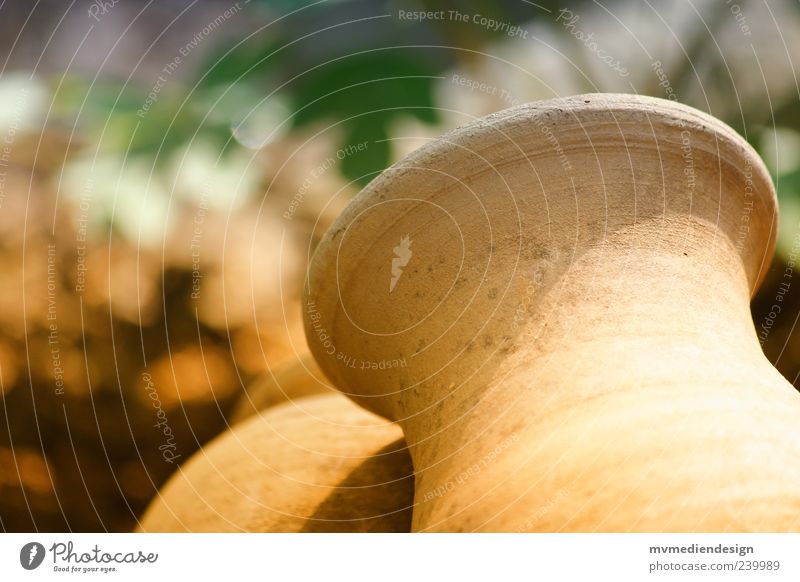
[1,533,797,581]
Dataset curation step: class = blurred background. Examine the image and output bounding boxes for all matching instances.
[0,0,799,531]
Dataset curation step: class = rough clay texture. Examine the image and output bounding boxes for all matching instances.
[304,93,800,531]
[138,393,414,532]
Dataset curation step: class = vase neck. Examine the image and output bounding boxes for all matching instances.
[400,215,759,452]
[522,216,755,354]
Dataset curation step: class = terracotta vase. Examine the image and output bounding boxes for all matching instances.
[304,93,800,532]
[138,393,414,532]
[229,352,333,424]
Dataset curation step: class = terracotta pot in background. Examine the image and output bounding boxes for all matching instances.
[138,393,413,532]
[230,351,333,424]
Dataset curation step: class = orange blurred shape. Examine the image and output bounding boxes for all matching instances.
[145,345,238,410]
[231,303,306,375]
[119,462,156,502]
[83,245,160,326]
[0,340,19,395]
[0,446,54,495]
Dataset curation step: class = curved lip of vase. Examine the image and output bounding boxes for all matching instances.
[306,93,777,302]
[303,94,777,420]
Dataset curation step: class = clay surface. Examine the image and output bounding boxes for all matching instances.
[230,352,333,423]
[305,94,800,531]
[138,393,414,532]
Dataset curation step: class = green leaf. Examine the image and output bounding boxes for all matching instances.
[290,51,439,127]
[339,117,390,187]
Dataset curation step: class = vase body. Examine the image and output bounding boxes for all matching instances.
[138,393,413,532]
[230,352,333,424]
[305,94,800,531]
